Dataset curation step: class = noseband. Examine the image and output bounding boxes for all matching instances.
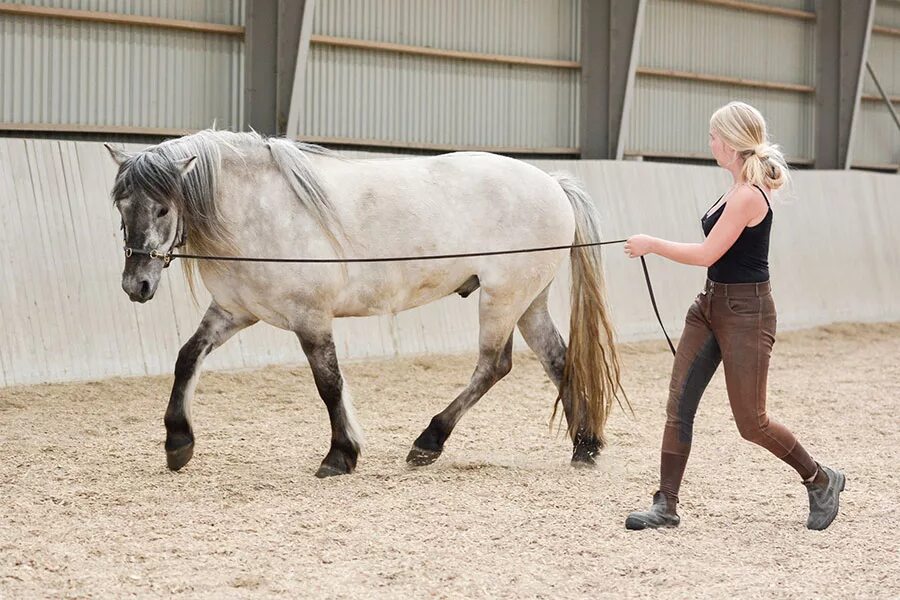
[123,246,174,267]
[123,218,185,268]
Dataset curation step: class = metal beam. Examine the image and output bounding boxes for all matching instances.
[244,0,277,135]
[814,0,876,170]
[580,0,646,160]
[244,0,313,137]
[286,0,316,139]
[865,62,900,134]
[276,0,308,136]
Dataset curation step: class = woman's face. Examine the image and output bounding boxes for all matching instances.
[708,128,733,167]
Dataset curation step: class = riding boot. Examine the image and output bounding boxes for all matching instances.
[804,463,846,530]
[625,491,680,530]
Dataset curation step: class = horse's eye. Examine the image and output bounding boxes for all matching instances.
[156,207,169,219]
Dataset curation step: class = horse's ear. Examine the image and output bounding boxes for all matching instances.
[176,156,198,177]
[103,143,131,166]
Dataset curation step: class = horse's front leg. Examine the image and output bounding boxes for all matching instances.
[165,303,256,471]
[295,323,363,478]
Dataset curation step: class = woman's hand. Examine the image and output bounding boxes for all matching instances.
[624,235,656,258]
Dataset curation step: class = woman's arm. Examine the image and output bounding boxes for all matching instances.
[624,186,766,267]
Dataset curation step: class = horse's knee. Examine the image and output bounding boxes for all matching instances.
[472,354,510,387]
[549,351,565,380]
[495,352,513,380]
[491,334,514,380]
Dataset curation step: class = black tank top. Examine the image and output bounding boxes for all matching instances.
[701,184,772,284]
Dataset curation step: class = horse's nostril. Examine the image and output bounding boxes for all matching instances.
[140,280,151,297]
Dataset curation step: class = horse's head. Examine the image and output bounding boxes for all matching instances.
[105,144,197,302]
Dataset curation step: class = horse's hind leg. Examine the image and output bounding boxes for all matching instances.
[295,321,363,478]
[406,289,519,466]
[516,287,600,466]
[165,303,257,471]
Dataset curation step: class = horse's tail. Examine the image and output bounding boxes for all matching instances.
[551,173,625,448]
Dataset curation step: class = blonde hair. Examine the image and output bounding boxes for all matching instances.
[710,101,791,191]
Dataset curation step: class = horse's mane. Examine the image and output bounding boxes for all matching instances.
[111,129,346,292]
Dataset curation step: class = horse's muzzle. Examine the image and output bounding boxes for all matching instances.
[122,276,157,303]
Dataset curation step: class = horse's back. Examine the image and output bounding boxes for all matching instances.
[311,152,577,315]
[319,151,572,231]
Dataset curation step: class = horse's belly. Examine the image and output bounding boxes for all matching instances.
[332,269,468,317]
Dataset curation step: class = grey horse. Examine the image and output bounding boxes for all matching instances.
[106,130,621,477]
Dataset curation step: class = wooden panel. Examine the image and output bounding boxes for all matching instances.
[636,67,815,94]
[75,141,149,379]
[689,0,815,21]
[2,140,899,387]
[872,24,900,38]
[0,139,33,385]
[0,3,244,36]
[310,35,581,69]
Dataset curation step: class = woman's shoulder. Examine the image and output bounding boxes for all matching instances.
[730,183,770,208]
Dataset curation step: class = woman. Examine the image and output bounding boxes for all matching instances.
[622,101,844,531]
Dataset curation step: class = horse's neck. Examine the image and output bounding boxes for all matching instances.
[213,152,343,253]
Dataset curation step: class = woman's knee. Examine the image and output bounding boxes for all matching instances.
[736,415,769,444]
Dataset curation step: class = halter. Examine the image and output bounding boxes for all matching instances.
[123,246,174,267]
[123,217,185,268]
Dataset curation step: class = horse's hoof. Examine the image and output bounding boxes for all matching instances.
[406,445,442,466]
[166,443,194,471]
[571,449,598,468]
[315,463,351,478]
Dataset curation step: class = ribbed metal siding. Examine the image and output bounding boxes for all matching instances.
[627,77,814,159]
[313,0,580,60]
[0,1,244,131]
[626,0,815,160]
[303,46,579,150]
[304,0,580,150]
[874,0,900,28]
[852,104,899,166]
[864,32,899,106]
[867,2,900,97]
[852,2,900,166]
[640,0,814,84]
[0,0,244,26]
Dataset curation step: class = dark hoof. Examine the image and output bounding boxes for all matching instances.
[571,434,601,468]
[406,445,442,466]
[315,463,351,478]
[571,447,598,468]
[571,454,597,468]
[166,443,194,471]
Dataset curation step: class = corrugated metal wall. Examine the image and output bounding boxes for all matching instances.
[300,0,581,151]
[852,0,900,168]
[625,0,816,162]
[312,0,579,58]
[0,1,894,161]
[0,0,245,132]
